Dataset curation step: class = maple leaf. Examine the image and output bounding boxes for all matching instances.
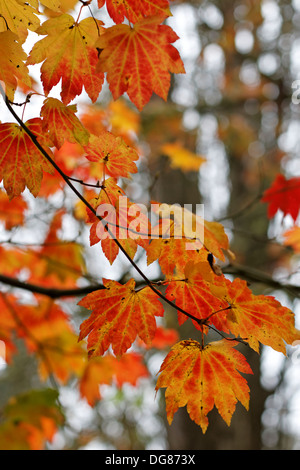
[37,0,78,12]
[141,325,179,350]
[79,352,149,406]
[0,31,32,101]
[17,299,85,383]
[156,339,252,433]
[78,278,164,357]
[0,389,64,450]
[0,118,54,199]
[95,15,185,110]
[0,189,27,230]
[165,261,229,332]
[213,277,300,354]
[146,204,229,275]
[0,0,40,42]
[27,14,104,104]
[30,209,86,287]
[84,131,139,179]
[97,0,171,24]
[40,97,90,149]
[108,99,140,139]
[161,142,206,173]
[261,174,300,222]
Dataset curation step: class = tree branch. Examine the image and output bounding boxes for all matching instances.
[223,262,300,298]
[0,273,105,299]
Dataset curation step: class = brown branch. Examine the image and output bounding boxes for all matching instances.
[0,273,105,299]
[223,262,300,298]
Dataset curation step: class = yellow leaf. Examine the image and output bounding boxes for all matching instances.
[156,339,252,433]
[0,31,32,101]
[27,14,104,104]
[0,0,40,42]
[161,142,206,172]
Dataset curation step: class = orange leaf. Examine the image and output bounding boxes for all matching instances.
[78,278,164,357]
[146,204,229,275]
[0,118,54,199]
[0,31,32,101]
[27,14,104,104]
[79,352,149,406]
[0,189,27,230]
[95,15,185,110]
[41,97,90,149]
[0,0,40,42]
[97,0,171,24]
[215,277,300,353]
[165,261,229,332]
[283,226,300,253]
[84,131,139,178]
[0,389,64,450]
[156,339,252,433]
[30,209,86,287]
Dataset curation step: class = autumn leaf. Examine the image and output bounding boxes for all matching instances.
[0,118,54,199]
[156,339,252,433]
[161,142,206,173]
[95,15,185,110]
[79,352,149,406]
[146,204,229,275]
[84,131,139,179]
[214,277,300,354]
[97,0,171,24]
[283,226,300,253]
[27,14,104,104]
[78,278,164,357]
[17,299,85,383]
[107,99,140,139]
[0,0,40,42]
[0,189,27,230]
[0,31,32,101]
[0,389,64,450]
[41,97,90,149]
[87,179,150,264]
[261,174,300,222]
[141,325,179,350]
[38,141,85,197]
[30,209,86,287]
[165,261,229,332]
[38,0,78,12]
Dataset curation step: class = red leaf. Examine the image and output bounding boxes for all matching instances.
[261,174,300,221]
